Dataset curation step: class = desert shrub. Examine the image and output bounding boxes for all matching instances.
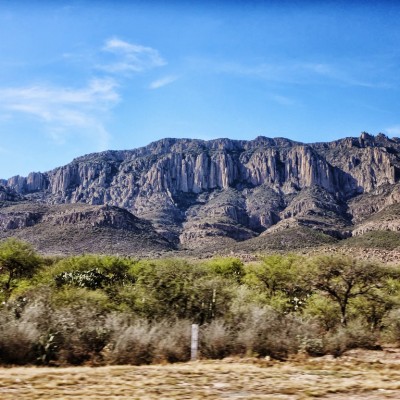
[11,288,116,365]
[55,268,108,289]
[52,286,114,312]
[48,305,111,365]
[323,319,379,357]
[200,319,234,359]
[381,309,400,344]
[0,306,40,364]
[350,291,396,330]
[105,318,191,365]
[226,285,269,325]
[153,319,191,363]
[233,306,317,360]
[300,338,325,356]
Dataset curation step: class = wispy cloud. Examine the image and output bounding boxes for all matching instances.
[0,78,119,108]
[0,38,170,150]
[149,75,178,90]
[196,58,386,88]
[99,38,166,74]
[0,37,170,150]
[0,78,119,149]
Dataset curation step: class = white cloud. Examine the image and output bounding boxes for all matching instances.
[99,38,166,74]
[0,78,119,106]
[0,37,169,151]
[0,78,118,150]
[149,75,178,90]
[197,58,382,87]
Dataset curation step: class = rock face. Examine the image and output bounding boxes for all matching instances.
[0,185,22,202]
[352,203,400,236]
[1,132,400,251]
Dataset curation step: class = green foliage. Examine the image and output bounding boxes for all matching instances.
[0,238,41,301]
[0,246,400,366]
[245,255,310,312]
[202,257,245,283]
[55,268,108,290]
[41,255,135,295]
[52,287,114,312]
[127,259,235,322]
[303,293,341,330]
[307,255,392,325]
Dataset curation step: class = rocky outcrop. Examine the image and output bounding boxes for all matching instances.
[0,202,173,255]
[348,183,400,223]
[0,185,23,202]
[352,203,400,236]
[1,132,399,248]
[6,172,48,194]
[312,132,400,193]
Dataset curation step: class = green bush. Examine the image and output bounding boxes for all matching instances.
[202,257,245,283]
[127,259,235,322]
[0,249,399,366]
[245,255,311,313]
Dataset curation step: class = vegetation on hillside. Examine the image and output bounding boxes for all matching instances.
[1,237,400,366]
[341,231,400,250]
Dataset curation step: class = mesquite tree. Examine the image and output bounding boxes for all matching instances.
[309,256,390,326]
[0,238,40,301]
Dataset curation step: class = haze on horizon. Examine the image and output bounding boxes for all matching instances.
[1,0,400,179]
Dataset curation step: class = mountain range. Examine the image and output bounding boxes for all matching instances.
[1,132,399,257]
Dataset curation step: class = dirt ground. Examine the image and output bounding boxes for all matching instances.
[1,349,400,399]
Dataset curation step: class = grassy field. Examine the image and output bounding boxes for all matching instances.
[2,350,400,399]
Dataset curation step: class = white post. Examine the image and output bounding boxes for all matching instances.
[191,323,199,361]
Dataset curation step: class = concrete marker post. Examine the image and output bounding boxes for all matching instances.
[191,323,199,361]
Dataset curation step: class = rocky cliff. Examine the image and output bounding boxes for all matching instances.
[1,132,399,252]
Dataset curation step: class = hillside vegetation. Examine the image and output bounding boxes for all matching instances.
[1,238,400,366]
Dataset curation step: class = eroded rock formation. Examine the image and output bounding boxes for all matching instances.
[1,132,399,250]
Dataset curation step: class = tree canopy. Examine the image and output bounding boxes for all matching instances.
[0,238,41,301]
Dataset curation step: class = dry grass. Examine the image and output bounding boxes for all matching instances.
[2,349,400,399]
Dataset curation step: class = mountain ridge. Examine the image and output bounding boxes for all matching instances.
[1,132,399,255]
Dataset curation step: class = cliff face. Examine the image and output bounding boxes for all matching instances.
[2,133,400,248]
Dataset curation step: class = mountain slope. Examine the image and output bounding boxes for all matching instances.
[0,201,173,255]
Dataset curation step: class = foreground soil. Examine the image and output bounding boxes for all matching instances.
[1,349,400,399]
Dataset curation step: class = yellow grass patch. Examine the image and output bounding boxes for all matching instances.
[1,351,400,399]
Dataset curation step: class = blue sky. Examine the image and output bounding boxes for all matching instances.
[1,1,400,179]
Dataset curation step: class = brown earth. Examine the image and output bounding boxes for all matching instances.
[2,349,400,399]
